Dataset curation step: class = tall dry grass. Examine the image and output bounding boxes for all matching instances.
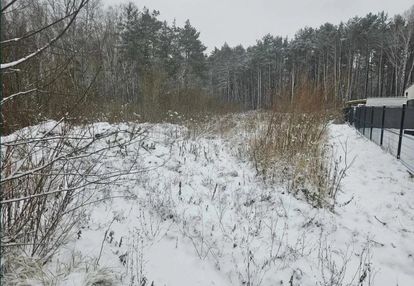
[250,84,343,208]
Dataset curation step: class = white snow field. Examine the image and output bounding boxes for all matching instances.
[7,118,414,286]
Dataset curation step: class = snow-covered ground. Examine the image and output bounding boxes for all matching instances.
[329,125,414,285]
[361,127,414,172]
[6,118,414,286]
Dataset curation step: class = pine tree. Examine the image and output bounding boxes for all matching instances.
[178,20,207,87]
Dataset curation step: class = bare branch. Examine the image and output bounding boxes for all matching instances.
[0,0,19,13]
[1,0,90,70]
[1,7,82,45]
[1,88,39,105]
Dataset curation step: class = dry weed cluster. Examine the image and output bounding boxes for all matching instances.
[250,86,344,209]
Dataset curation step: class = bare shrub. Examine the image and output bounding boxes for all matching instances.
[317,236,375,286]
[0,121,147,279]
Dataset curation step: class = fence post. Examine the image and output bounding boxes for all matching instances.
[397,104,406,159]
[370,106,374,140]
[362,106,367,136]
[356,108,359,129]
[380,106,386,146]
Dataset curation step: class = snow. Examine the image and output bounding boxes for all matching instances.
[4,118,414,285]
[146,238,231,286]
[329,124,414,285]
[360,127,414,173]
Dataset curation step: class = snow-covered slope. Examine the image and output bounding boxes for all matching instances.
[19,121,414,286]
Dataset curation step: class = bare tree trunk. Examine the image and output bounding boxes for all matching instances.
[378,47,383,97]
[291,64,295,103]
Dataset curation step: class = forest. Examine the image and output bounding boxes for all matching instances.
[2,0,414,134]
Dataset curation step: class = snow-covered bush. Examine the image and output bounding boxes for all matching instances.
[0,121,147,282]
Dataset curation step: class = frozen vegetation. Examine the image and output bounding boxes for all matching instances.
[2,1,414,285]
[2,114,413,286]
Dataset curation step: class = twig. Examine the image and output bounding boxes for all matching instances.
[96,217,117,266]
[374,216,387,226]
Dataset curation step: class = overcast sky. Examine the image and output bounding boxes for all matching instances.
[102,0,414,52]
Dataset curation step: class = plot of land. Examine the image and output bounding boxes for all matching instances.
[6,118,414,286]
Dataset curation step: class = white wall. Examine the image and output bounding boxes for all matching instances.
[366,97,407,107]
[405,85,414,100]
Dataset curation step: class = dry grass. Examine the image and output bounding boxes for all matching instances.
[250,84,343,208]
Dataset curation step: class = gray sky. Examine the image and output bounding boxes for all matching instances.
[102,0,414,52]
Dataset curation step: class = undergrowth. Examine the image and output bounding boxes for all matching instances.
[249,85,345,209]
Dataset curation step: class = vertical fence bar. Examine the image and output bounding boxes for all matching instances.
[362,106,367,136]
[397,104,406,159]
[356,107,359,129]
[370,106,374,140]
[380,106,386,146]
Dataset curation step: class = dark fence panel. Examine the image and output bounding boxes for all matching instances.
[372,107,383,128]
[404,106,414,129]
[345,104,414,173]
[383,108,404,129]
[350,106,414,129]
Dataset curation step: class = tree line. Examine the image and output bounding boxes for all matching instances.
[209,8,414,108]
[2,0,414,133]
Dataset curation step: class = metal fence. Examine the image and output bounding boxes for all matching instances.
[344,104,414,173]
